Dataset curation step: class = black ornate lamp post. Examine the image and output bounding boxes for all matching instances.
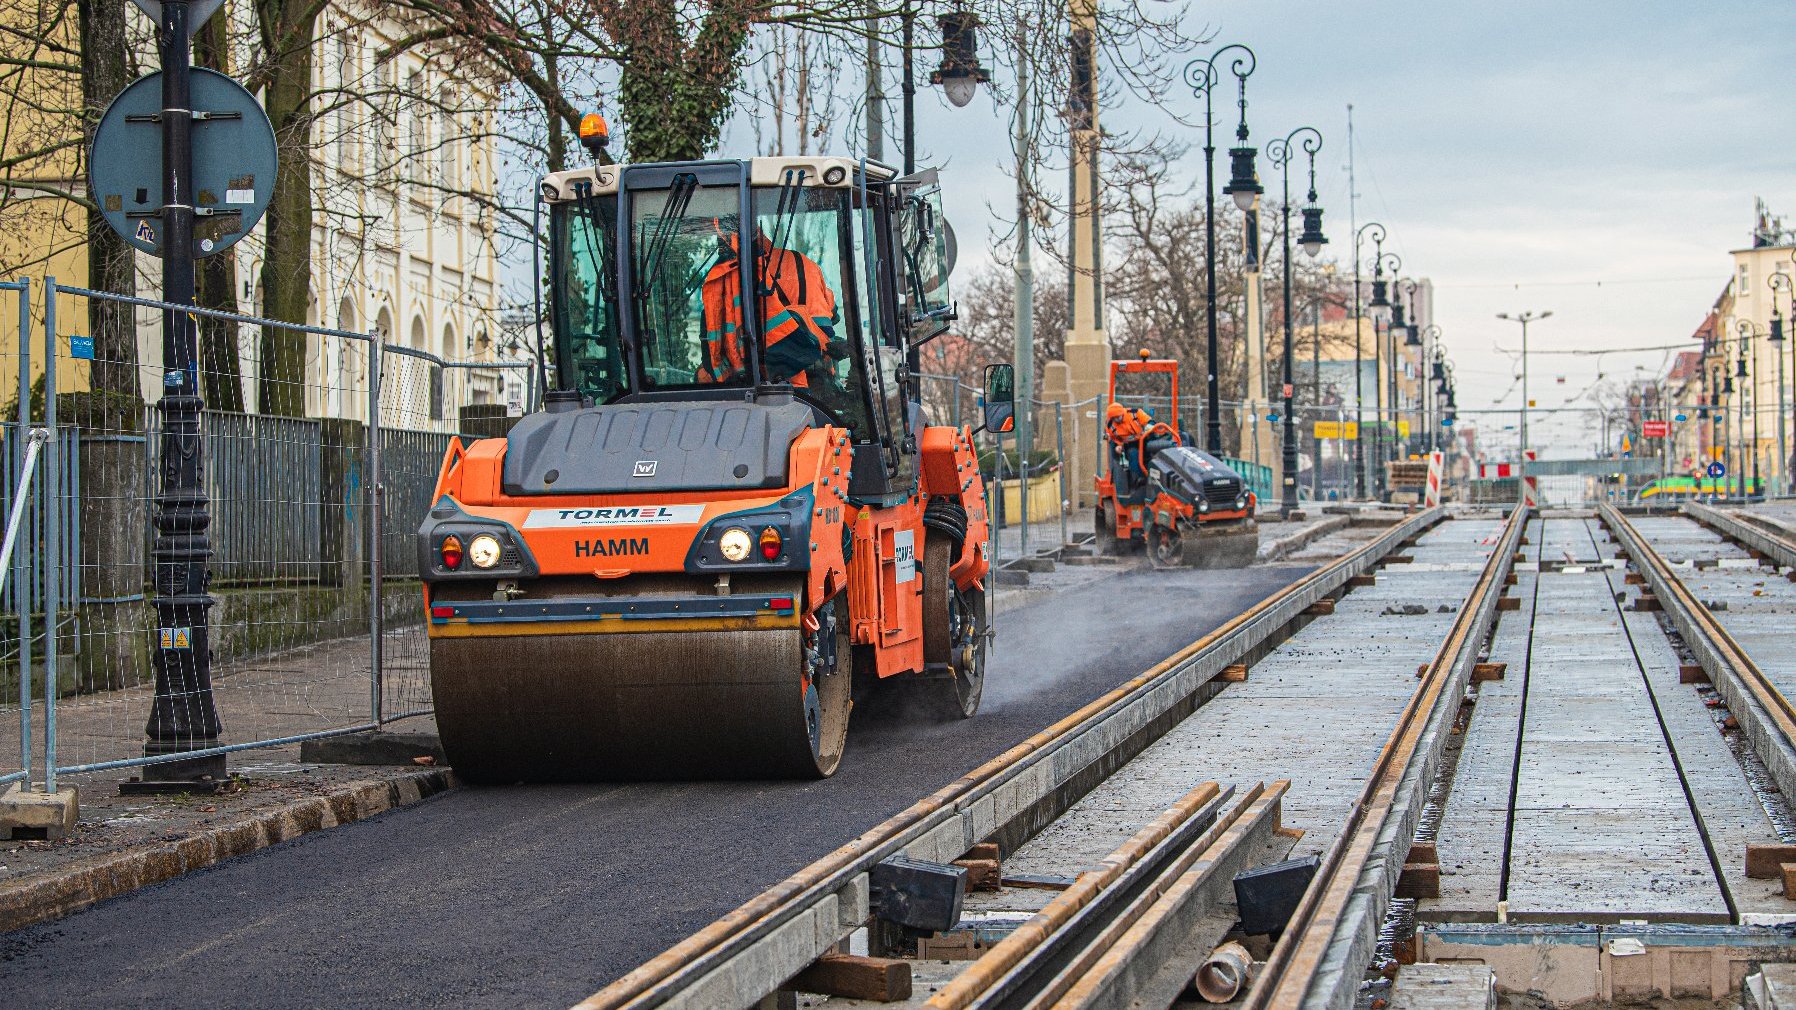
[1396,279,1421,457]
[1737,322,1759,498]
[1421,326,1443,450]
[1352,222,1386,499]
[1185,45,1258,454]
[1769,271,1791,492]
[1267,126,1323,515]
[1367,247,1401,496]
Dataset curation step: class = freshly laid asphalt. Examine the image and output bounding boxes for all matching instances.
[2,562,1313,1009]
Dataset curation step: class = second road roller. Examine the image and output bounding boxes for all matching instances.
[417,147,1010,781]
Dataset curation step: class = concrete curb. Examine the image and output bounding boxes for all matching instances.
[1257,515,1352,562]
[0,768,454,933]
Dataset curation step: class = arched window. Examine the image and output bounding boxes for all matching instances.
[335,297,359,417]
[438,322,458,420]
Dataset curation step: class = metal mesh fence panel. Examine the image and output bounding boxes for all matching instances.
[0,283,387,777]
[0,280,527,778]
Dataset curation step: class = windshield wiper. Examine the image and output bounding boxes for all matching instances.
[759,168,808,298]
[634,173,697,312]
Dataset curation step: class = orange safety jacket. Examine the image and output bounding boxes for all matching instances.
[1106,406,1179,473]
[699,238,837,387]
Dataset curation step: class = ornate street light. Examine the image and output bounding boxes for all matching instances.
[1268,125,1323,515]
[1769,270,1792,492]
[1186,44,1257,453]
[930,9,991,108]
[1351,222,1388,499]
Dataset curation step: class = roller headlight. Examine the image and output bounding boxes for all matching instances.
[468,533,503,569]
[719,527,753,563]
[1235,495,1247,510]
[1197,499,1210,513]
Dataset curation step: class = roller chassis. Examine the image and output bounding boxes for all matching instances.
[418,156,997,782]
[1094,356,1259,569]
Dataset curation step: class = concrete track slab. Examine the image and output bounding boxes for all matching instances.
[1622,606,1792,916]
[1503,519,1728,923]
[1003,519,1503,880]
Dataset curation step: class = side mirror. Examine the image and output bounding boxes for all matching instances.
[982,363,1015,434]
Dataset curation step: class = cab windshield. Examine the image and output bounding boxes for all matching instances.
[551,171,875,440]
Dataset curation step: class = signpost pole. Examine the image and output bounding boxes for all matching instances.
[130,0,225,792]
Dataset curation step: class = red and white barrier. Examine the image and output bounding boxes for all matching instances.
[1424,452,1444,507]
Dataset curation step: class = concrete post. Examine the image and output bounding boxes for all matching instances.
[1054,0,1109,510]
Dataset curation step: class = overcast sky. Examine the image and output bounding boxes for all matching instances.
[853,0,1794,460]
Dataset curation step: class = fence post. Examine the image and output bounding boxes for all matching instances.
[13,277,31,789]
[42,280,58,791]
[368,343,384,727]
[1055,405,1068,548]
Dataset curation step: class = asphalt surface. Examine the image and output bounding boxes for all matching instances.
[2,562,1314,1009]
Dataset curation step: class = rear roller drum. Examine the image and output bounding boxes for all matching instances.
[917,536,987,720]
[1096,504,1119,555]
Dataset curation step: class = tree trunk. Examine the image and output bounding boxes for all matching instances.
[77,0,139,406]
[193,12,245,412]
[613,0,752,162]
[255,1,316,417]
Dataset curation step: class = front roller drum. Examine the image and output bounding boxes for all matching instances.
[1150,519,1260,570]
[430,600,852,782]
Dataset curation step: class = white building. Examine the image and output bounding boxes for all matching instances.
[126,2,514,429]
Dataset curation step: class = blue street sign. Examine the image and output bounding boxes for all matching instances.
[1707,461,1726,479]
[1265,413,1279,422]
[1674,413,1688,422]
[1441,417,1455,427]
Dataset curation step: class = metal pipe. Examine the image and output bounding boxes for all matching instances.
[12,276,31,789]
[1195,941,1254,1002]
[43,280,57,792]
[369,344,385,726]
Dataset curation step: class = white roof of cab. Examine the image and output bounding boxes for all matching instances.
[539,155,895,204]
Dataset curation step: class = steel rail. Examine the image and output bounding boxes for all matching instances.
[576,508,1447,1010]
[1682,501,1796,572]
[1243,504,1529,1010]
[1053,782,1290,1010]
[1600,504,1796,799]
[923,781,1233,1010]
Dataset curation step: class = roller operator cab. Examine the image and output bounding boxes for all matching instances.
[419,157,1005,782]
[1094,356,1261,569]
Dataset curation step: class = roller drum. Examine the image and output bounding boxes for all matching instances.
[431,623,839,782]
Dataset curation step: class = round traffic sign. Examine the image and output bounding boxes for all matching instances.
[1707,461,1726,479]
[90,68,277,258]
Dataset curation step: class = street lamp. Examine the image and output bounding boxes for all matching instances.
[1497,310,1553,507]
[1186,45,1257,454]
[929,9,991,108]
[1398,280,1421,460]
[1769,271,1792,492]
[1737,321,1759,498]
[1268,125,1323,515]
[1351,222,1387,499]
[1422,326,1443,450]
[1370,249,1401,494]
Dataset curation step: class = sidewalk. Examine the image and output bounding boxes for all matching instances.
[1,747,450,932]
[1,625,436,783]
